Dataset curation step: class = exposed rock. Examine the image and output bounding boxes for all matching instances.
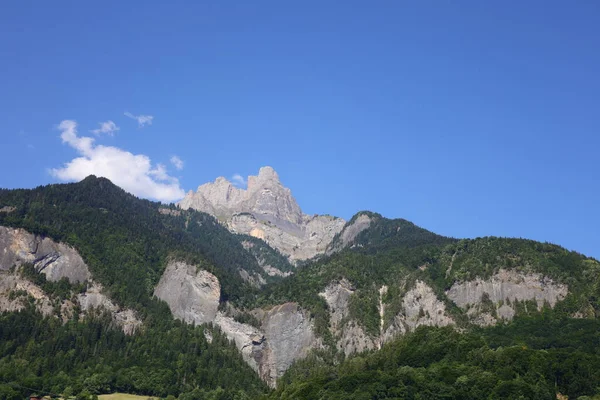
[178,167,345,262]
[337,321,376,354]
[154,261,319,386]
[240,241,292,277]
[384,281,454,342]
[468,311,497,327]
[497,304,516,320]
[239,268,266,287]
[326,214,373,255]
[0,226,140,333]
[158,207,182,216]
[319,279,354,331]
[0,226,91,283]
[446,269,568,315]
[319,279,376,354]
[0,271,54,316]
[0,268,140,333]
[321,279,454,355]
[0,206,16,213]
[77,282,142,335]
[154,261,221,326]
[259,303,320,385]
[214,312,266,374]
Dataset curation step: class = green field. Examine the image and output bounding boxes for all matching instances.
[99,394,157,400]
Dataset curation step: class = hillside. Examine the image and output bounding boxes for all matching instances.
[1,176,600,399]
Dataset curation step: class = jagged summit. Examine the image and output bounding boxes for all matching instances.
[178,167,345,262]
[180,166,301,224]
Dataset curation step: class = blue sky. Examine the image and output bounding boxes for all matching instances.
[1,1,599,259]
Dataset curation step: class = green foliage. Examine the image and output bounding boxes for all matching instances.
[19,263,85,301]
[0,176,273,312]
[271,315,600,399]
[0,308,267,399]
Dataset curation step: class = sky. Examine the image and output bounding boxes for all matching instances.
[1,1,599,259]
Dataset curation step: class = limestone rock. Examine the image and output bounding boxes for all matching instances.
[259,303,320,385]
[446,269,568,322]
[319,279,376,354]
[321,279,453,356]
[0,271,54,316]
[326,213,373,255]
[445,269,568,325]
[153,261,221,326]
[384,281,454,342]
[78,282,142,335]
[178,167,345,262]
[0,226,91,283]
[319,279,354,331]
[154,261,320,387]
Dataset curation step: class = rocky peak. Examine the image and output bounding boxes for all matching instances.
[178,167,345,262]
[247,166,280,190]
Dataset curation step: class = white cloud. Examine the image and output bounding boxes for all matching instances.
[50,120,185,203]
[170,155,184,170]
[231,173,247,188]
[124,111,154,127]
[91,120,119,136]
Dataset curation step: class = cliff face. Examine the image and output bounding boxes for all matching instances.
[178,167,345,262]
[0,226,141,334]
[446,269,568,326]
[0,226,91,283]
[320,279,455,356]
[326,213,373,255]
[154,261,221,326]
[154,261,319,387]
[154,258,573,384]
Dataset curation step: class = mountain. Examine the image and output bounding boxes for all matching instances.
[1,175,600,399]
[179,166,345,262]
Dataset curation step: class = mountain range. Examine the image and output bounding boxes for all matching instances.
[0,167,599,399]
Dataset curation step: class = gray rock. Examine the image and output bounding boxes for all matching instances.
[0,270,54,316]
[154,261,319,386]
[78,282,142,335]
[153,261,221,326]
[326,213,373,255]
[0,226,91,283]
[259,303,320,385]
[178,167,345,262]
[446,269,568,311]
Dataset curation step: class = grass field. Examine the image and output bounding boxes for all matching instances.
[98,394,157,400]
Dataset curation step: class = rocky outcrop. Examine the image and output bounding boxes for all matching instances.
[178,167,345,262]
[241,240,292,278]
[258,303,320,384]
[321,279,454,355]
[0,271,55,316]
[326,213,373,255]
[319,279,376,354]
[319,280,451,355]
[446,269,568,325]
[0,226,91,283]
[0,270,141,334]
[384,281,454,340]
[0,226,140,334]
[154,261,221,326]
[154,261,319,387]
[78,283,142,335]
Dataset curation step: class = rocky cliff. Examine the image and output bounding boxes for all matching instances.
[446,269,568,326]
[0,226,91,282]
[178,167,345,262]
[154,255,574,384]
[154,260,319,387]
[320,279,455,356]
[0,226,141,334]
